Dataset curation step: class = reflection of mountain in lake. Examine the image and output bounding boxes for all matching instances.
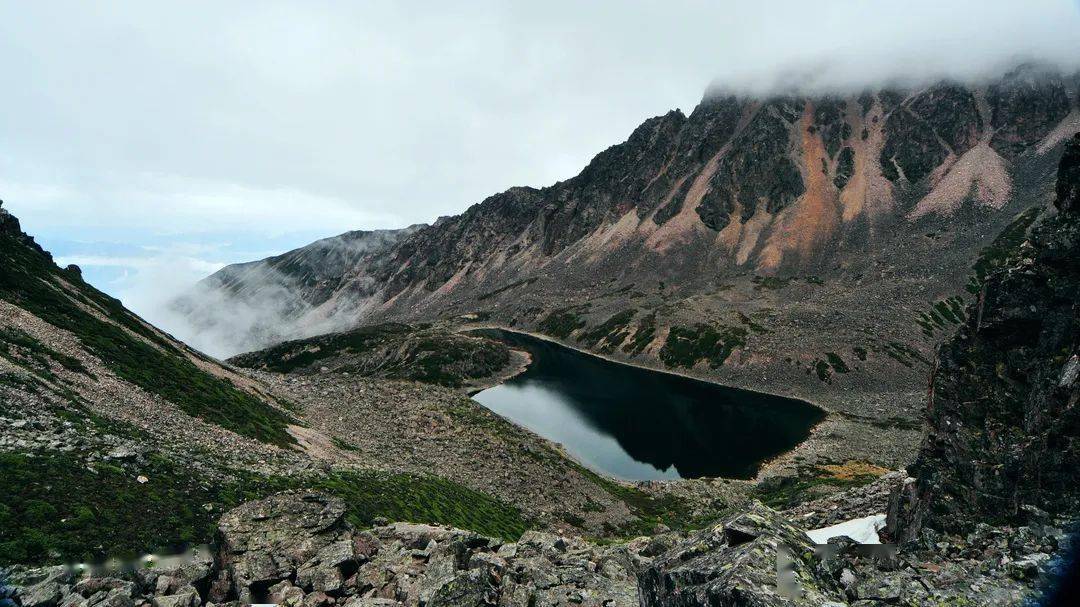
[470,329,824,480]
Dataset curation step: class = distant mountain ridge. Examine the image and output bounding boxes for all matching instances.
[176,64,1080,371]
[171,224,423,356]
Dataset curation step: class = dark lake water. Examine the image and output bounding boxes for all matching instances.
[470,329,824,481]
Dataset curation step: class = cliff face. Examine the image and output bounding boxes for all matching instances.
[888,134,1080,542]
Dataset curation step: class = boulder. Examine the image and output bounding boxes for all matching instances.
[340,598,398,607]
[217,491,351,602]
[426,569,497,607]
[638,502,846,606]
[12,567,73,607]
[267,581,305,607]
[296,540,357,594]
[150,587,199,607]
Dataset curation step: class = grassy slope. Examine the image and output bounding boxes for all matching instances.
[0,450,530,565]
[230,323,510,388]
[0,219,296,447]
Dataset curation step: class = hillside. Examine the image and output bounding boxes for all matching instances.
[9,140,1079,606]
[176,63,1080,476]
[228,321,520,390]
[0,203,728,565]
[170,225,424,356]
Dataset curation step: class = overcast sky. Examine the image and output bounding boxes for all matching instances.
[2,0,1079,323]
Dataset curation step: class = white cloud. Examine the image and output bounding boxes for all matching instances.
[3,1,1077,237]
[55,254,225,275]
[1,0,1078,340]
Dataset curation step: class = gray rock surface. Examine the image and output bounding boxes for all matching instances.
[9,490,1068,607]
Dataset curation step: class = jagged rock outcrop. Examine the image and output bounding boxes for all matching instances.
[888,133,1080,542]
[639,502,846,606]
[214,492,354,604]
[10,490,1065,607]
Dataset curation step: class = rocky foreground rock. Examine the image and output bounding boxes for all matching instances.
[8,490,1068,607]
[888,133,1080,542]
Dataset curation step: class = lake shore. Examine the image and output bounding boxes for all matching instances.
[462,325,825,482]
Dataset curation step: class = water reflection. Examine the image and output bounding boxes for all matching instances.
[470,329,824,480]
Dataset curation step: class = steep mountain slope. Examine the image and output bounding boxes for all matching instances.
[187,66,1078,314]
[0,203,727,564]
[177,64,1080,476]
[171,225,423,356]
[888,133,1080,542]
[0,201,300,449]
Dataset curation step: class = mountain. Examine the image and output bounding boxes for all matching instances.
[8,141,1078,607]
[170,225,423,356]
[0,201,713,565]
[176,63,1080,477]
[4,70,1080,607]
[888,133,1080,542]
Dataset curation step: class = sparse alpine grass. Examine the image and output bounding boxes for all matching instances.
[0,450,530,566]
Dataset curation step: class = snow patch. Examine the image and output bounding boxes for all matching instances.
[806,513,886,545]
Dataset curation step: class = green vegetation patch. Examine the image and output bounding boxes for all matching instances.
[754,467,881,510]
[0,451,260,565]
[0,226,295,447]
[825,353,849,373]
[736,312,770,334]
[476,277,539,301]
[312,470,529,541]
[622,312,657,356]
[881,341,930,369]
[575,466,713,537]
[916,296,968,337]
[0,327,93,382]
[0,450,530,565]
[659,323,748,369]
[578,310,636,352]
[808,353,850,383]
[752,275,792,290]
[231,323,510,388]
[966,207,1042,294]
[537,307,587,339]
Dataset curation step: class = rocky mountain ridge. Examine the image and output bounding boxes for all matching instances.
[171,225,424,357]
[180,64,1080,354]
[8,480,1072,607]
